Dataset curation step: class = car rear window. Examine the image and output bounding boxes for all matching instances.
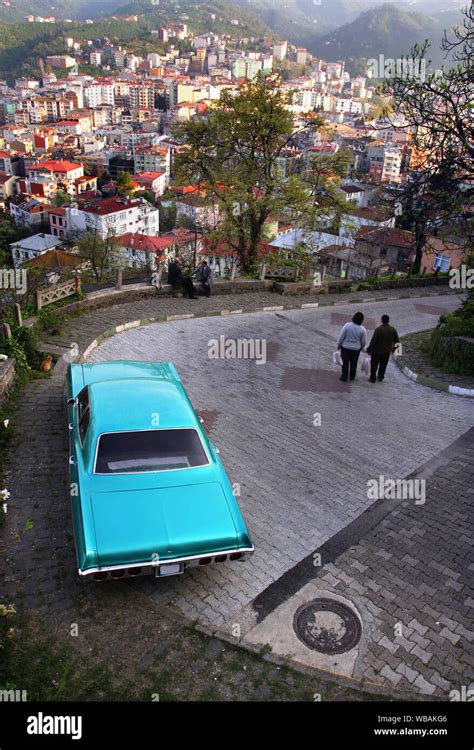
[94,429,209,474]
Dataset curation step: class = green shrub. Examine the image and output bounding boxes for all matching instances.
[0,604,16,653]
[37,307,62,335]
[0,337,30,375]
[429,292,474,375]
[430,335,474,376]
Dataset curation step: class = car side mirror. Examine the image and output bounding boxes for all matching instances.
[67,397,76,406]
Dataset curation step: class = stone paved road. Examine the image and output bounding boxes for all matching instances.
[323,435,474,696]
[241,429,473,696]
[49,284,457,354]
[86,295,473,637]
[2,288,472,699]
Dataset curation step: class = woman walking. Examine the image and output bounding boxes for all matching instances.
[336,311,367,382]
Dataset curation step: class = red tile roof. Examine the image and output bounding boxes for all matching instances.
[46,206,66,216]
[117,232,174,255]
[355,226,415,248]
[133,171,164,181]
[24,249,83,270]
[79,196,143,216]
[30,159,82,173]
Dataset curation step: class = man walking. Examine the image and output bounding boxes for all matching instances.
[367,314,400,383]
[336,311,367,382]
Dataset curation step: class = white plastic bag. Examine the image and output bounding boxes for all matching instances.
[361,356,371,375]
[332,350,343,367]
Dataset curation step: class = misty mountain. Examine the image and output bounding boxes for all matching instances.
[309,3,464,72]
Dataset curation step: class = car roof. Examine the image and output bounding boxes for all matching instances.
[88,377,199,435]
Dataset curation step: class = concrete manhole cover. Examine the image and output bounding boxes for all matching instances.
[293,598,362,654]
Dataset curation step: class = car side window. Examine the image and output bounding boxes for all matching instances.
[77,387,90,445]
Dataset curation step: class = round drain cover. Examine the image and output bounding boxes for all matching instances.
[293,598,362,654]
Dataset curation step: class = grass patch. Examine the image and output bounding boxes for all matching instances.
[0,606,394,702]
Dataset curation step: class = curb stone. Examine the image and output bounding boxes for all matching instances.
[75,292,454,363]
[394,353,474,398]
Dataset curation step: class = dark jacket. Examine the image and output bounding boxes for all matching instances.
[367,324,400,356]
[200,264,212,284]
[168,261,182,288]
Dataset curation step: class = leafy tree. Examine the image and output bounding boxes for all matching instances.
[73,226,120,284]
[136,190,155,205]
[174,75,318,272]
[52,190,71,207]
[158,200,177,233]
[0,218,32,268]
[383,6,473,272]
[116,171,134,198]
[302,149,352,232]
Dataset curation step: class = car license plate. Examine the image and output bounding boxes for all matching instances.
[157,563,182,577]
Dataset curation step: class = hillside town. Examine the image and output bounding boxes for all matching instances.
[0,21,467,285]
[0,3,472,735]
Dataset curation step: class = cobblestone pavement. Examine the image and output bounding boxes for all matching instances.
[321,435,474,696]
[241,430,473,697]
[2,288,472,698]
[85,296,472,627]
[46,284,459,354]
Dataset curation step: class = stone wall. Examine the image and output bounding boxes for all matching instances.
[357,276,450,291]
[0,358,15,407]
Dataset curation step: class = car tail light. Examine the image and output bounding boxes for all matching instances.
[94,572,107,581]
[229,552,242,561]
[128,567,141,576]
[215,554,227,563]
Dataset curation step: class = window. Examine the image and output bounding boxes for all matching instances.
[433,254,450,272]
[77,387,90,444]
[95,429,209,474]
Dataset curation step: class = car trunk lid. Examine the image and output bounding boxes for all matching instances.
[89,481,238,568]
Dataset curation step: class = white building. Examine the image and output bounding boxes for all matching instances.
[366,144,402,183]
[273,41,288,62]
[66,196,159,240]
[147,53,162,68]
[175,193,222,230]
[10,232,64,267]
[90,51,102,66]
[296,48,307,65]
[84,83,115,108]
[335,98,363,114]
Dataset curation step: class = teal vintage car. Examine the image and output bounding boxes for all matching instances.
[67,360,254,580]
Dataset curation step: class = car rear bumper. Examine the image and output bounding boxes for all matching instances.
[78,546,254,580]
